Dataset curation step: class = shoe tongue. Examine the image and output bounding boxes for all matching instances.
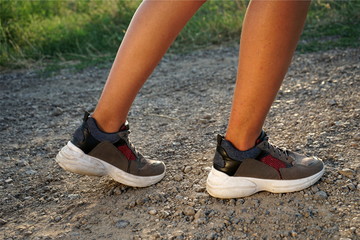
[255,131,267,145]
[119,120,129,131]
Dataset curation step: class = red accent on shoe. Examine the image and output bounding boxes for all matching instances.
[119,124,127,131]
[117,145,136,160]
[260,155,286,171]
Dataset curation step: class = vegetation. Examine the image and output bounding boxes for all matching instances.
[1,0,359,69]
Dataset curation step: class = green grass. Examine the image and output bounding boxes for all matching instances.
[0,0,359,70]
[299,0,360,52]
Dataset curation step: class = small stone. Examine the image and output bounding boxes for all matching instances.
[5,178,13,183]
[149,209,157,215]
[328,99,337,106]
[173,230,184,237]
[68,194,80,200]
[70,232,80,237]
[290,230,298,237]
[314,191,328,200]
[311,186,319,193]
[54,216,62,222]
[350,217,360,228]
[347,183,356,191]
[194,209,205,220]
[0,218,7,225]
[199,119,208,124]
[354,133,360,141]
[174,174,183,182]
[203,166,212,172]
[236,199,245,205]
[159,210,170,219]
[115,220,130,228]
[203,114,212,120]
[339,168,355,178]
[51,107,63,116]
[113,187,122,195]
[183,166,192,173]
[128,201,136,208]
[193,184,205,193]
[16,160,28,167]
[206,232,216,240]
[25,169,37,175]
[183,206,195,216]
[149,232,160,240]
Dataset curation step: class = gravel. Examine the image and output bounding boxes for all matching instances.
[0,46,359,239]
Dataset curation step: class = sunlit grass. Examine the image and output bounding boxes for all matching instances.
[0,0,359,69]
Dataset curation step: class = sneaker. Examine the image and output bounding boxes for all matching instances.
[206,132,324,198]
[56,112,166,187]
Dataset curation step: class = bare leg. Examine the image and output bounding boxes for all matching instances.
[92,0,206,132]
[225,0,311,150]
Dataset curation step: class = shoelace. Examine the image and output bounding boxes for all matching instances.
[119,130,142,160]
[262,137,292,163]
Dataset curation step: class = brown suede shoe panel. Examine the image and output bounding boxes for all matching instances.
[88,142,129,172]
[234,159,281,179]
[128,159,165,177]
[280,161,324,180]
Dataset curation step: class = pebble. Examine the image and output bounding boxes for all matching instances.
[174,174,183,182]
[339,168,355,178]
[328,99,337,106]
[206,232,216,240]
[290,230,298,237]
[311,186,319,193]
[128,201,136,208]
[113,187,122,195]
[115,220,130,228]
[347,183,356,191]
[16,160,28,167]
[194,209,206,220]
[354,133,360,141]
[5,178,13,183]
[203,114,212,120]
[149,232,161,240]
[236,199,245,205]
[314,191,328,200]
[54,216,62,222]
[350,217,360,227]
[183,166,192,173]
[67,194,80,200]
[25,169,37,175]
[0,218,7,225]
[183,206,196,216]
[193,185,206,193]
[149,209,157,215]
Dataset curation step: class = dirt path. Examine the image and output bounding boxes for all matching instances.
[1,46,359,240]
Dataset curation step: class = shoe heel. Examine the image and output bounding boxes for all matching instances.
[55,141,107,176]
[206,167,258,198]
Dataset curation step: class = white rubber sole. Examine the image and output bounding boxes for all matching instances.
[206,166,325,198]
[55,141,165,187]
